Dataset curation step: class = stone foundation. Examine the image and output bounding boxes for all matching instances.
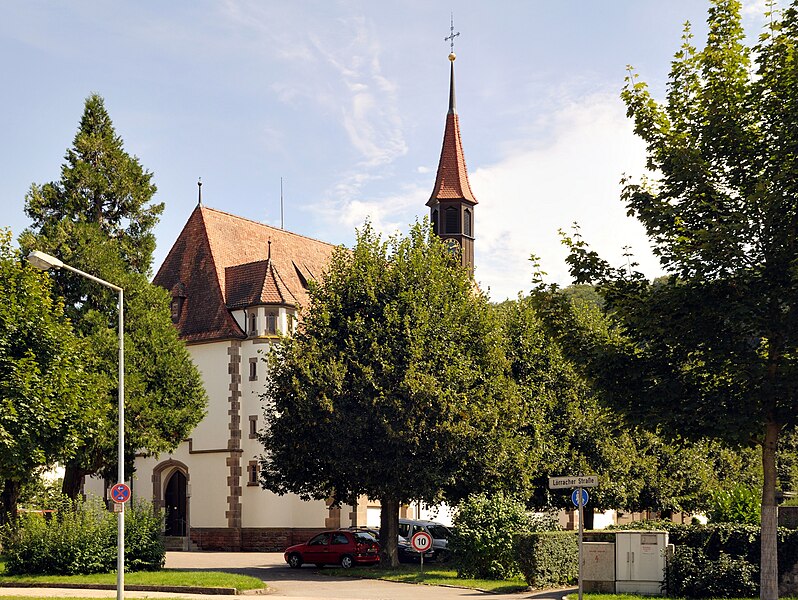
[188,527,327,551]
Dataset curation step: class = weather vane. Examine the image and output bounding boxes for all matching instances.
[445,13,460,54]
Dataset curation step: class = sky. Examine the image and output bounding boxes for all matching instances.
[0,1,771,301]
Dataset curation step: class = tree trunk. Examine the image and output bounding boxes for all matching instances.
[583,508,595,530]
[0,479,21,526]
[760,420,780,600]
[379,497,400,567]
[62,462,86,500]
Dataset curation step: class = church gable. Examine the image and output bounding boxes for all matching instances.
[154,206,244,342]
[155,205,337,343]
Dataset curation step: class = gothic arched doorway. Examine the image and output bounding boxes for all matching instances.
[164,470,187,537]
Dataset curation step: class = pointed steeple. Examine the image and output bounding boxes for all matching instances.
[427,53,478,207]
[427,48,477,275]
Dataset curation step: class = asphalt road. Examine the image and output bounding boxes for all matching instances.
[164,552,575,600]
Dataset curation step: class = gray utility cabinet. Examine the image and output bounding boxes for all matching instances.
[615,531,668,595]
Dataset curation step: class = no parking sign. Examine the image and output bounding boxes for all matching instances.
[111,483,131,504]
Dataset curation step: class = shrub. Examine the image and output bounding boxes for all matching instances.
[450,493,545,580]
[122,500,165,571]
[1,495,164,574]
[707,484,760,525]
[666,546,757,598]
[514,531,577,588]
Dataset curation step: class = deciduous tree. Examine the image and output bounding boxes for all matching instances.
[535,2,798,596]
[260,222,530,566]
[0,230,103,523]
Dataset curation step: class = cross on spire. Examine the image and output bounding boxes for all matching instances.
[445,14,460,54]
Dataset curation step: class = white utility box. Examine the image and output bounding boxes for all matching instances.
[615,531,668,595]
[583,542,616,593]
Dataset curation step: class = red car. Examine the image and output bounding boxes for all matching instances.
[284,530,380,569]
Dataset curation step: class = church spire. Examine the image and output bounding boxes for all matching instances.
[427,36,477,275]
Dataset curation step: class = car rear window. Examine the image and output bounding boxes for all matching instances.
[427,525,450,539]
[355,532,376,543]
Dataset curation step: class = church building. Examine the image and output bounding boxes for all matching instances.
[122,51,479,551]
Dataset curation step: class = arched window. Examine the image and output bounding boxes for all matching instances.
[445,207,460,234]
[464,209,472,237]
[431,209,439,235]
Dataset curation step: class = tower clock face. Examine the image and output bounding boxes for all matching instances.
[445,238,460,255]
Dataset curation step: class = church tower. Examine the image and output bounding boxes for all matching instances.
[426,49,478,275]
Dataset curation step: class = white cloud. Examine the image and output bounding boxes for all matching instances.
[325,92,661,302]
[472,93,659,301]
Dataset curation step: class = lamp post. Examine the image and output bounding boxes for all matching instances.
[26,250,126,600]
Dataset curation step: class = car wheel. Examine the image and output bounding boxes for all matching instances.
[340,555,354,569]
[287,553,302,568]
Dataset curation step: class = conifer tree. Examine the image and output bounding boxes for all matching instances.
[20,94,206,498]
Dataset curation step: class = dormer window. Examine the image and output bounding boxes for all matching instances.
[170,283,186,324]
[249,312,257,335]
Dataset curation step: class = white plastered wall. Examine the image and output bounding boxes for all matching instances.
[186,342,233,450]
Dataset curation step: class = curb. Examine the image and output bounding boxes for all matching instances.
[0,583,240,595]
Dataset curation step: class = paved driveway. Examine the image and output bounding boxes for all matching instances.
[165,552,574,600]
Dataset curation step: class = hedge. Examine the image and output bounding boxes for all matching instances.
[514,531,577,588]
[2,496,165,575]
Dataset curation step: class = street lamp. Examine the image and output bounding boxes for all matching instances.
[26,250,126,600]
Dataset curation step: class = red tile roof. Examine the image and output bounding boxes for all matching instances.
[427,60,478,207]
[154,205,338,342]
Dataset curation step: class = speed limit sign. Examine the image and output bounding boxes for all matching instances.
[410,531,433,552]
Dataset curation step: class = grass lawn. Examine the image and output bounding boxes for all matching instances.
[326,564,529,593]
[0,558,264,592]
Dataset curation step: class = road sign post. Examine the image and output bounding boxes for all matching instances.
[411,531,433,574]
[549,476,597,600]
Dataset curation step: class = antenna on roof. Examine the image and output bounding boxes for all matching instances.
[197,177,203,206]
[280,177,284,230]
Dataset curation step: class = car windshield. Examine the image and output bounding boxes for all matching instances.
[427,525,450,539]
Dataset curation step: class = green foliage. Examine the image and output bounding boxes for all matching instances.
[1,496,163,574]
[533,1,798,594]
[514,531,577,588]
[0,229,104,523]
[707,484,761,525]
[23,93,161,276]
[19,94,206,492]
[261,221,529,563]
[18,475,63,511]
[666,546,758,598]
[450,493,550,580]
[509,291,762,515]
